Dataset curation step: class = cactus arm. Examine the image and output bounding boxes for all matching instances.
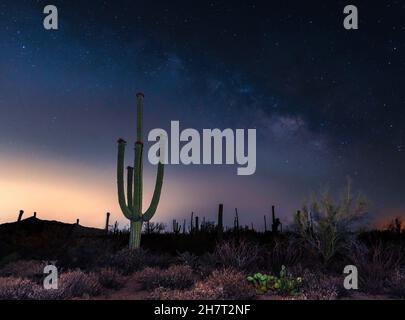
[143,137,165,221]
[127,166,134,211]
[143,161,164,221]
[117,139,134,220]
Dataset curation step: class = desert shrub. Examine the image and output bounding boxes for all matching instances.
[348,241,400,294]
[295,180,367,265]
[213,240,261,271]
[107,248,172,275]
[177,251,199,269]
[265,239,313,274]
[62,239,115,269]
[386,269,405,299]
[137,265,195,290]
[0,260,45,280]
[59,270,102,298]
[197,268,255,300]
[150,268,255,300]
[37,270,102,299]
[299,270,340,300]
[0,277,38,300]
[97,267,124,289]
[195,252,218,277]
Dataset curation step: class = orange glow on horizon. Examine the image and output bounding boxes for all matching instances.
[0,151,201,228]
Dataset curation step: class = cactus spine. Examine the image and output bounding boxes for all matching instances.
[117,93,165,249]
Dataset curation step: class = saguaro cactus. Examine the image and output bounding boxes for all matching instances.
[117,93,165,249]
[105,212,111,233]
[217,204,224,238]
[172,219,181,234]
[17,210,24,222]
[271,205,281,234]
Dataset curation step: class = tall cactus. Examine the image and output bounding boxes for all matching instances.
[117,93,165,249]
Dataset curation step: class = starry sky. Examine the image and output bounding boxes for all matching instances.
[0,0,404,229]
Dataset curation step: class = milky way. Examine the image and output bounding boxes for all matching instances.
[0,1,404,228]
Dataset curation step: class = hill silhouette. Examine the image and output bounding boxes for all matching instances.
[0,217,106,266]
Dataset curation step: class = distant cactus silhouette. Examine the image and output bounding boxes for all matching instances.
[234,208,240,231]
[117,93,165,249]
[195,215,199,232]
[271,205,281,234]
[105,212,111,233]
[17,210,24,222]
[217,204,224,238]
[172,219,181,234]
[189,212,194,233]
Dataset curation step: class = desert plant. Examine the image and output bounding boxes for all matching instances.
[107,248,161,275]
[0,260,45,280]
[56,270,102,299]
[348,241,400,294]
[386,269,405,298]
[265,238,311,274]
[151,268,255,300]
[247,265,303,296]
[246,273,274,294]
[117,93,165,249]
[177,251,199,269]
[299,270,340,300]
[97,267,123,289]
[213,240,261,271]
[137,265,195,290]
[271,205,282,233]
[295,179,367,265]
[0,277,37,300]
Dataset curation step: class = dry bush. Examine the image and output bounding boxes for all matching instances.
[137,265,195,290]
[58,270,102,298]
[0,260,45,280]
[348,241,400,294]
[107,248,149,275]
[107,248,173,275]
[177,251,199,269]
[386,269,405,299]
[97,267,124,289]
[299,270,340,300]
[150,268,256,300]
[266,239,314,274]
[35,270,103,300]
[0,277,38,300]
[213,240,261,271]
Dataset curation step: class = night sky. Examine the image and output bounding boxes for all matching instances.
[0,0,404,229]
